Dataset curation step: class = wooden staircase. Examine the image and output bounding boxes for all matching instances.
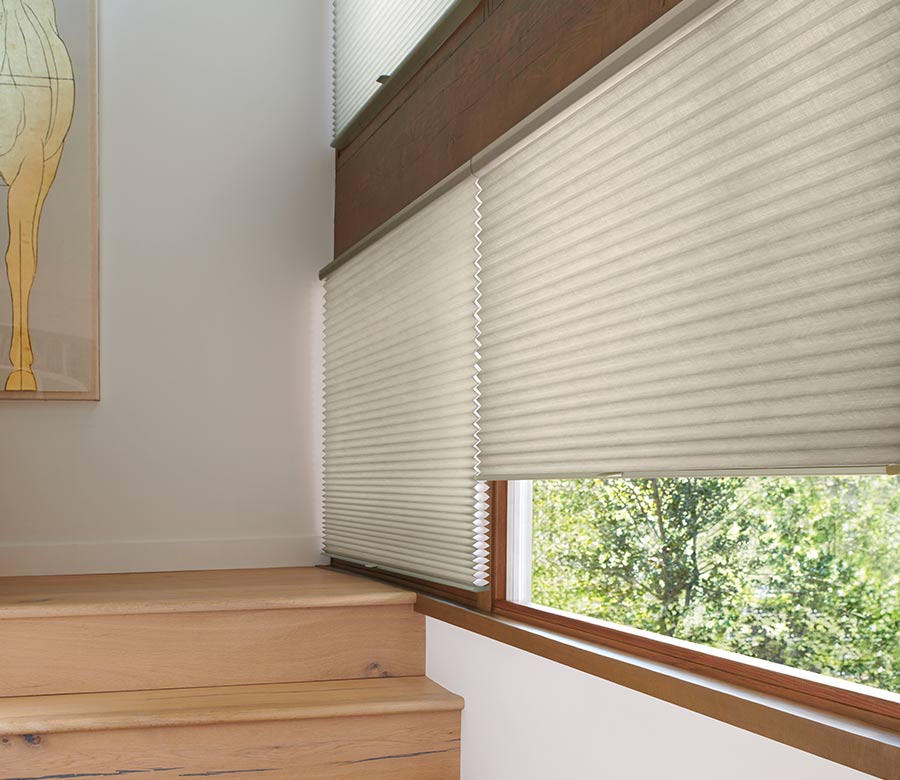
[0,567,462,778]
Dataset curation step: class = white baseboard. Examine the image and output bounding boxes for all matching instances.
[0,536,327,576]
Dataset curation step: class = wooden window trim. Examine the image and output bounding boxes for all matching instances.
[489,481,900,731]
[331,480,900,778]
[333,0,688,256]
[416,594,900,780]
[492,599,900,730]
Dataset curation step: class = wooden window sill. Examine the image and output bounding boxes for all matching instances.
[417,595,900,780]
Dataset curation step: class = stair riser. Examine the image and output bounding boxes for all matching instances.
[2,605,424,696]
[0,712,460,780]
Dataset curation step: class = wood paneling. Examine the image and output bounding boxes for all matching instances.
[0,566,414,618]
[1,605,424,697]
[334,0,685,257]
[418,595,900,780]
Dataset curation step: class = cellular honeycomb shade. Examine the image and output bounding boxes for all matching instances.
[332,0,461,140]
[475,0,900,479]
[323,181,488,589]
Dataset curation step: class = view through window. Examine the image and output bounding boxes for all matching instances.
[518,476,900,693]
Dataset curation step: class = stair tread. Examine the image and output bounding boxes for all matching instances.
[0,677,463,735]
[0,567,415,618]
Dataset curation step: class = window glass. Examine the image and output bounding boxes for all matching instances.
[333,0,460,139]
[516,476,900,692]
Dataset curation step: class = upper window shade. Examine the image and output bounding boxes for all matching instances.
[332,0,463,143]
[474,0,900,479]
[322,180,488,589]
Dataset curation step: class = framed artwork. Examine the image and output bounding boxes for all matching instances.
[0,0,98,400]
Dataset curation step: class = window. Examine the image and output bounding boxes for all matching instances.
[332,0,478,146]
[507,476,900,693]
[324,0,900,770]
[471,0,900,705]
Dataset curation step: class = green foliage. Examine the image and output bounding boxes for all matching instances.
[532,476,900,692]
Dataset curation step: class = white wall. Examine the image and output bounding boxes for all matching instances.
[426,619,875,780]
[0,0,333,575]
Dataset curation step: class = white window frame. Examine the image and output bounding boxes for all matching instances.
[506,480,533,604]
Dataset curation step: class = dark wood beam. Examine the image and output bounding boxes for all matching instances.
[334,0,685,257]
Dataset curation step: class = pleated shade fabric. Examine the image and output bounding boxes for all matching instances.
[323,181,488,589]
[475,0,900,479]
[333,0,460,140]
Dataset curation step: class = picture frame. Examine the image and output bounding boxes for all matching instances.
[0,0,99,400]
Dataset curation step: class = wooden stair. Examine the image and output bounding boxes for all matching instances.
[0,567,462,779]
[0,567,424,696]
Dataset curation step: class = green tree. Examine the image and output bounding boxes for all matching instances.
[532,476,900,692]
[732,477,900,690]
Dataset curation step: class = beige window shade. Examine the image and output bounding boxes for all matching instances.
[323,180,488,589]
[332,0,461,141]
[474,0,900,479]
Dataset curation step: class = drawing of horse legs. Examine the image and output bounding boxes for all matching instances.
[4,146,62,390]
